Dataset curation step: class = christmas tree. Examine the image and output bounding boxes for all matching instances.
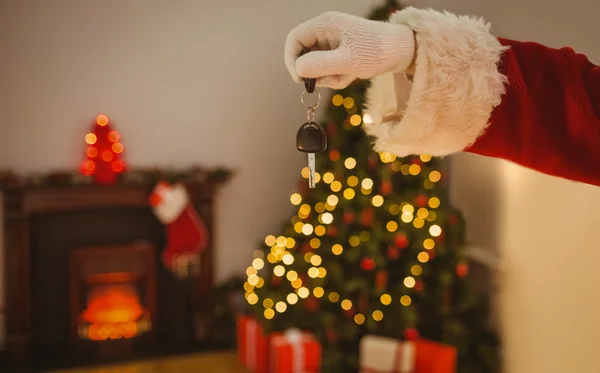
[244,1,500,372]
[81,114,126,184]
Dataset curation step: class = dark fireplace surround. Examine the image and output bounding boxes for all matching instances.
[1,168,230,370]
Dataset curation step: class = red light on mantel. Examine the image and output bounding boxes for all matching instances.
[80,114,127,184]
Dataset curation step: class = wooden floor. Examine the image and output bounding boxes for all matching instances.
[47,351,248,373]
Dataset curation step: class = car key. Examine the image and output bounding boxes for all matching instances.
[297,121,327,188]
[297,48,327,189]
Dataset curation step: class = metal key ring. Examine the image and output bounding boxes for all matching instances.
[307,107,316,123]
[301,89,321,109]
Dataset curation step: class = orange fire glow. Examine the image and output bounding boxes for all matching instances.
[79,277,150,341]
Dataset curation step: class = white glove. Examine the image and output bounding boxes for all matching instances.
[284,11,415,90]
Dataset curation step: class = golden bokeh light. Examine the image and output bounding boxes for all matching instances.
[343,188,356,200]
[275,301,287,313]
[282,253,294,265]
[409,164,421,175]
[263,298,274,308]
[331,181,342,192]
[344,157,357,169]
[314,225,326,236]
[264,308,275,319]
[310,255,322,266]
[329,292,340,303]
[302,224,314,235]
[428,197,441,208]
[404,276,416,288]
[354,314,365,325]
[349,236,360,247]
[417,251,430,263]
[308,267,319,278]
[310,237,321,249]
[350,114,362,126]
[347,176,359,187]
[85,133,97,145]
[318,267,327,278]
[298,287,310,299]
[420,154,432,162]
[247,293,258,305]
[386,221,398,232]
[332,94,344,106]
[287,293,299,305]
[423,238,435,250]
[372,310,384,321]
[321,212,334,224]
[96,114,109,126]
[400,295,412,306]
[273,265,285,277]
[411,265,423,276]
[429,225,442,237]
[313,287,325,298]
[371,195,384,207]
[343,97,355,108]
[429,171,442,182]
[290,193,302,205]
[341,299,353,311]
[362,178,374,189]
[380,294,392,305]
[331,244,344,255]
[286,270,298,282]
[413,218,425,229]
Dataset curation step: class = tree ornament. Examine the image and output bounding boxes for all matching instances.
[394,233,409,249]
[327,226,339,237]
[360,257,376,271]
[380,180,393,196]
[359,294,369,311]
[305,296,320,312]
[326,328,337,342]
[404,327,419,341]
[327,122,337,137]
[361,208,374,226]
[149,181,209,277]
[415,280,424,292]
[368,155,378,169]
[81,114,126,184]
[456,261,469,278]
[272,276,282,286]
[415,194,429,207]
[376,270,388,290]
[343,211,355,224]
[387,246,401,260]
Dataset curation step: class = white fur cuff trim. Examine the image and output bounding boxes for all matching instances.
[152,184,189,224]
[363,7,508,157]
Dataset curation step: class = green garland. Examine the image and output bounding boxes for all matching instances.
[0,166,233,190]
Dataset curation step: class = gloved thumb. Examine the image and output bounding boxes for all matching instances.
[295,48,351,79]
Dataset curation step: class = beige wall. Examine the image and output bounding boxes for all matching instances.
[418,0,600,372]
[0,0,384,348]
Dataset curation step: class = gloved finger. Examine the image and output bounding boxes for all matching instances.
[296,48,351,79]
[316,75,355,90]
[284,17,327,84]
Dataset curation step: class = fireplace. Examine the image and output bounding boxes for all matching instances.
[0,168,230,371]
[70,244,156,346]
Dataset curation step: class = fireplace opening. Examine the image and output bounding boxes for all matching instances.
[69,243,157,353]
[78,274,151,342]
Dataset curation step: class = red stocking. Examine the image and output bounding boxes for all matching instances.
[149,181,208,276]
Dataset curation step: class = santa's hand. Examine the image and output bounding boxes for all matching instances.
[284,11,415,90]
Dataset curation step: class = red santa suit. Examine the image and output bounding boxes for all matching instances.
[363,8,600,186]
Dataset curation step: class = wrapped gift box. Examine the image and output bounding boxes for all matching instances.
[270,329,322,373]
[359,335,457,373]
[237,315,271,373]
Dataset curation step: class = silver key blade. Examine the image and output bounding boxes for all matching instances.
[308,153,316,189]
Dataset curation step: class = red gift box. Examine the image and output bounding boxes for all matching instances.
[237,316,271,373]
[414,339,457,373]
[270,329,322,373]
[359,335,457,373]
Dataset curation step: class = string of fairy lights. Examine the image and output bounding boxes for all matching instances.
[245,93,444,325]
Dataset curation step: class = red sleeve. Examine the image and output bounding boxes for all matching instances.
[465,38,600,186]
